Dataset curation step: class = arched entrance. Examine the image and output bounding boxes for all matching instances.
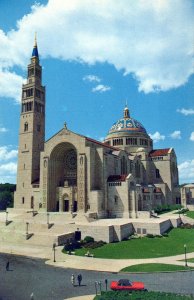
[48,143,77,212]
[63,194,69,212]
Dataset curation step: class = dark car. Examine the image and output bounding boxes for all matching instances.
[110,278,146,291]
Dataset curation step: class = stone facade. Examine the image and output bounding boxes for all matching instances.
[14,41,181,219]
[181,183,194,209]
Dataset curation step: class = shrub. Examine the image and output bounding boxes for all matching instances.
[84,236,94,243]
[64,241,81,252]
[83,240,106,249]
[146,234,154,238]
[180,223,194,229]
[162,233,169,237]
[155,204,183,215]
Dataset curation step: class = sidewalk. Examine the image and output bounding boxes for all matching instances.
[1,241,194,272]
[66,295,95,300]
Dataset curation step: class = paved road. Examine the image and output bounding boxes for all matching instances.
[0,254,193,300]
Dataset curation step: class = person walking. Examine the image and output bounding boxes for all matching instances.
[71,274,75,286]
[30,292,34,300]
[77,274,82,286]
[6,261,10,271]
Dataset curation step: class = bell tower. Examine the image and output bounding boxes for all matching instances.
[14,35,45,209]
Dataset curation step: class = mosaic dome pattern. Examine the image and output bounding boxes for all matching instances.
[108,117,147,135]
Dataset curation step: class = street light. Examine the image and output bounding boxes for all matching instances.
[53,243,56,262]
[47,213,49,228]
[184,244,188,267]
[5,211,8,225]
[98,281,102,294]
[26,222,29,240]
[32,203,35,217]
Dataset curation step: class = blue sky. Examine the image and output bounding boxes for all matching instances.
[0,0,193,184]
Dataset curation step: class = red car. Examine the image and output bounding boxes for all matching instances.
[110,279,146,291]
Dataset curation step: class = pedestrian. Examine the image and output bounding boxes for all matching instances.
[30,292,34,300]
[105,279,108,291]
[71,274,75,286]
[6,261,9,271]
[77,274,82,286]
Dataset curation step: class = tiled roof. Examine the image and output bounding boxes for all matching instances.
[149,148,170,157]
[86,137,119,151]
[107,175,128,182]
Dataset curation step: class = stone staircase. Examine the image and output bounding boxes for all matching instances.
[0,212,79,247]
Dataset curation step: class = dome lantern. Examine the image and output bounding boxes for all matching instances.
[124,105,130,118]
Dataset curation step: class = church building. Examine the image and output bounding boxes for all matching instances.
[14,39,181,219]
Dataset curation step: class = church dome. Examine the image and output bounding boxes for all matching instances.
[108,106,147,136]
[104,105,153,153]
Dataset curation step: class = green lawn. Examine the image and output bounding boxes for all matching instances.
[186,211,194,219]
[94,291,193,300]
[74,229,194,259]
[121,263,192,272]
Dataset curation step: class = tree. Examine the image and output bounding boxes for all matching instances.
[0,191,13,210]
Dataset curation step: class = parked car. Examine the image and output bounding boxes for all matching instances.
[110,279,146,291]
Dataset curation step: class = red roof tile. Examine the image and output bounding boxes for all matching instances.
[107,175,127,182]
[86,137,120,151]
[149,148,170,157]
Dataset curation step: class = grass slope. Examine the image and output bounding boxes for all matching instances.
[75,229,194,259]
[121,263,192,272]
[186,211,194,219]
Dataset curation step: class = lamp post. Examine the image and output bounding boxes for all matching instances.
[5,210,8,225]
[47,213,49,228]
[98,281,102,295]
[184,244,188,267]
[26,222,29,239]
[32,203,35,217]
[53,243,56,262]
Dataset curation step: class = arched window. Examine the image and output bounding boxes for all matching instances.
[121,156,127,175]
[24,122,28,132]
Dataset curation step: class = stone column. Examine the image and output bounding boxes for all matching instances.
[77,154,87,212]
[129,189,137,218]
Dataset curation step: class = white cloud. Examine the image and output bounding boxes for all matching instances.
[0,162,17,175]
[170,130,181,139]
[0,146,18,183]
[0,69,24,103]
[0,146,18,161]
[177,108,194,116]
[178,160,194,182]
[190,132,194,141]
[149,131,165,143]
[0,126,8,133]
[0,0,193,100]
[92,84,111,93]
[83,75,101,83]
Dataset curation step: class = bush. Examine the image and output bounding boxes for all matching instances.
[64,241,81,252]
[155,204,183,215]
[83,240,106,249]
[84,236,94,243]
[146,234,154,238]
[94,290,193,300]
[162,233,169,237]
[180,223,194,229]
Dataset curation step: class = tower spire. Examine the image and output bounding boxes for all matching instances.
[34,32,37,47]
[32,32,39,58]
